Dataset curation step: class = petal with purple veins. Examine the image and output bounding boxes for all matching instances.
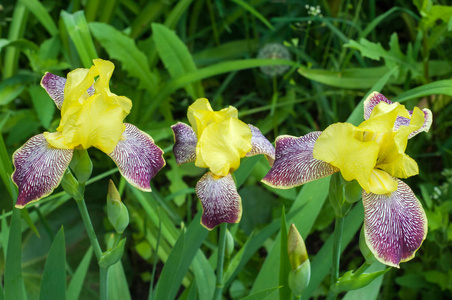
[196,172,242,230]
[12,134,73,208]
[41,72,95,110]
[246,124,275,166]
[109,123,165,192]
[363,179,427,268]
[363,91,392,120]
[41,73,66,109]
[171,122,197,165]
[261,132,338,189]
[394,108,433,139]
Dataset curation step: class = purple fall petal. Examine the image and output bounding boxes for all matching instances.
[246,124,275,166]
[363,179,428,268]
[196,172,242,230]
[363,91,392,120]
[40,73,66,109]
[171,122,197,165]
[12,134,73,208]
[262,132,338,189]
[41,72,95,110]
[109,123,165,192]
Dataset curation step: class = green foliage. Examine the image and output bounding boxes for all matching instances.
[1,0,452,299]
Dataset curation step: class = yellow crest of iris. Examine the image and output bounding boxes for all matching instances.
[313,102,425,194]
[44,59,132,154]
[187,98,252,177]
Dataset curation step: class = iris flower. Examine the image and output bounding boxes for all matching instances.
[262,92,432,267]
[171,98,275,230]
[12,59,165,208]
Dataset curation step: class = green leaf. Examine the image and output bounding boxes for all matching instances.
[0,77,25,106]
[152,23,203,99]
[153,212,209,300]
[99,238,127,269]
[89,22,158,94]
[40,227,66,300]
[60,10,98,68]
[279,208,291,300]
[332,267,389,294]
[0,133,17,206]
[19,0,58,35]
[67,247,94,300]
[108,261,131,300]
[4,209,25,300]
[231,0,274,30]
[297,66,389,89]
[392,80,452,103]
[240,286,281,300]
[251,177,330,295]
[29,85,55,129]
[343,262,388,300]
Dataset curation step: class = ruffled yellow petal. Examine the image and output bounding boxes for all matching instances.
[188,98,238,138]
[368,169,398,194]
[313,123,379,192]
[45,59,132,153]
[196,118,252,177]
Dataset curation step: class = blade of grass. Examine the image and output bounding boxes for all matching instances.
[89,22,158,95]
[67,247,94,300]
[153,212,209,300]
[152,23,203,99]
[61,10,98,68]
[4,209,25,300]
[144,58,297,120]
[231,0,274,30]
[39,227,66,300]
[19,0,58,35]
[392,79,452,103]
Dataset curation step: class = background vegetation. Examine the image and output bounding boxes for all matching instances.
[0,0,451,299]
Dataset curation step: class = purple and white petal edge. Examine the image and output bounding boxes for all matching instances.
[363,179,427,268]
[109,123,165,192]
[363,91,392,120]
[12,134,73,208]
[171,122,197,165]
[246,124,275,166]
[262,132,338,189]
[394,108,433,139]
[196,172,242,230]
[41,73,66,110]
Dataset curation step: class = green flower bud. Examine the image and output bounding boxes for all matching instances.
[287,224,308,270]
[288,259,311,297]
[287,224,310,297]
[107,180,129,234]
[70,149,93,183]
[61,169,83,201]
[225,229,235,257]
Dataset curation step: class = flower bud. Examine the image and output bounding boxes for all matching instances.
[287,224,310,297]
[61,169,83,201]
[225,229,235,257]
[70,149,93,183]
[107,180,129,234]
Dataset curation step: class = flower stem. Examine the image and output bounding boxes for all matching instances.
[75,197,107,299]
[327,216,344,300]
[213,223,227,300]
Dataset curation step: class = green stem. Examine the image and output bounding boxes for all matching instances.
[353,261,370,277]
[100,266,108,300]
[327,216,344,300]
[213,223,227,300]
[74,197,108,300]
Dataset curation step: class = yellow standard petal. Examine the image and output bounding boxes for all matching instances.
[188,98,238,139]
[45,59,132,154]
[313,123,379,192]
[197,118,252,177]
